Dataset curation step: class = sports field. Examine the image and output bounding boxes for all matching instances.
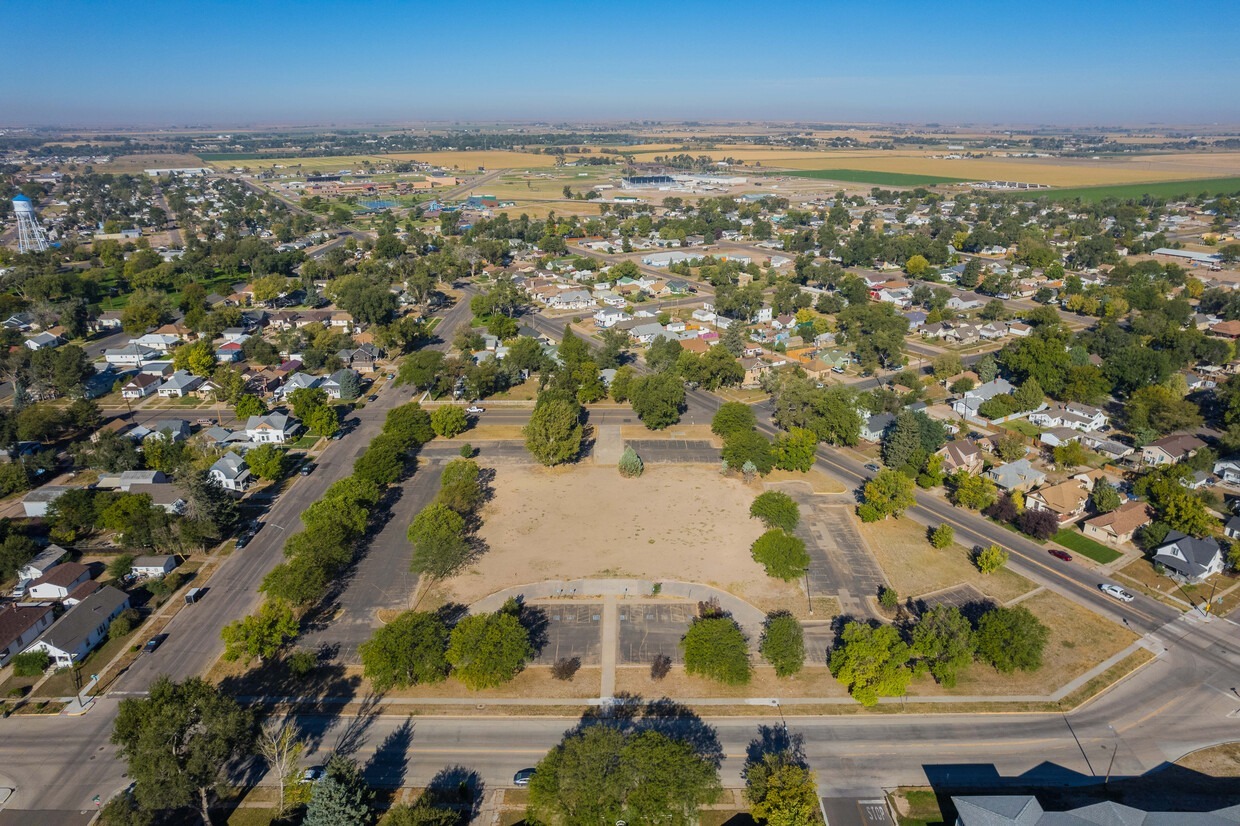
[778,168,968,186]
[1028,176,1240,203]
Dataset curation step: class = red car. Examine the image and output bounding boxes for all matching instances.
[1049,549,1073,562]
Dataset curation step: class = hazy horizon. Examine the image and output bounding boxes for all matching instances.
[4,0,1238,128]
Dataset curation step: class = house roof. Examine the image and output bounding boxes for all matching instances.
[865,412,896,433]
[132,555,176,569]
[954,794,1240,825]
[1084,501,1153,537]
[0,604,53,649]
[21,545,67,575]
[1146,433,1206,457]
[1154,530,1223,579]
[65,580,101,604]
[30,562,90,590]
[29,586,129,654]
[939,439,981,465]
[987,458,1045,489]
[1028,480,1088,515]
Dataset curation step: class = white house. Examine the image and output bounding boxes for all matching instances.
[121,373,161,399]
[593,308,631,329]
[104,343,161,367]
[21,486,73,519]
[951,378,1015,418]
[0,604,55,666]
[28,562,92,601]
[23,586,131,668]
[1213,458,1240,486]
[129,333,183,352]
[130,555,178,577]
[157,370,203,398]
[209,452,252,493]
[1027,402,1108,432]
[1152,531,1225,583]
[18,545,68,582]
[245,412,301,444]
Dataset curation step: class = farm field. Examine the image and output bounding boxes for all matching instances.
[1028,176,1240,202]
[778,168,969,186]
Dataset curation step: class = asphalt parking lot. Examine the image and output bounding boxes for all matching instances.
[618,602,696,664]
[796,503,888,619]
[910,583,993,618]
[527,603,603,665]
[626,439,720,464]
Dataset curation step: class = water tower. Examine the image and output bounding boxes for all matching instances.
[13,194,50,254]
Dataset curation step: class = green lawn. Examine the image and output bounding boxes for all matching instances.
[775,169,968,187]
[1002,420,1042,438]
[890,789,946,825]
[1053,528,1123,564]
[1025,176,1240,203]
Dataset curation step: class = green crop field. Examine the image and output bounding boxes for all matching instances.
[776,168,969,186]
[1025,176,1240,203]
[196,153,269,161]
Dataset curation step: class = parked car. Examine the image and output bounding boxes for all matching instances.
[512,768,536,787]
[1048,549,1073,562]
[466,405,485,414]
[367,394,379,402]
[300,464,313,476]
[300,766,325,784]
[863,463,881,473]
[143,634,169,653]
[196,418,214,426]
[235,535,249,549]
[1100,583,1135,603]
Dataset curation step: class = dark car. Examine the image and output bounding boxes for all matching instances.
[863,463,881,473]
[1049,549,1073,562]
[367,394,379,402]
[143,634,169,654]
[513,768,536,787]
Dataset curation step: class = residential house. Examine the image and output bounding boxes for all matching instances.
[0,604,55,666]
[96,470,169,491]
[1214,458,1240,486]
[157,370,203,398]
[953,795,1240,826]
[63,580,101,607]
[945,293,984,311]
[1142,434,1206,466]
[121,373,161,399]
[1025,480,1090,524]
[18,545,68,582]
[276,372,320,399]
[24,331,62,351]
[1038,426,1082,448]
[145,420,191,443]
[1082,501,1153,546]
[860,412,896,442]
[336,345,380,372]
[28,562,92,601]
[23,585,131,668]
[936,440,983,475]
[951,378,1015,418]
[209,452,252,494]
[985,458,1046,492]
[1152,531,1225,583]
[629,323,669,345]
[131,555,178,577]
[126,483,188,515]
[329,311,355,332]
[593,308,631,329]
[1080,433,1133,460]
[246,412,301,444]
[319,368,360,400]
[739,357,773,388]
[1027,402,1108,432]
[130,333,183,352]
[215,341,244,363]
[21,486,73,518]
[104,343,160,367]
[1226,515,1240,540]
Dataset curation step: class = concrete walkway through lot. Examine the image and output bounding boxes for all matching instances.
[592,424,624,465]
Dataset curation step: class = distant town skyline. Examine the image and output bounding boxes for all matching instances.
[4,0,1238,127]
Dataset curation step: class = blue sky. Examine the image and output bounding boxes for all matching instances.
[5,0,1238,127]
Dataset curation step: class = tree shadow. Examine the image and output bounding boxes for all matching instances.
[425,765,485,820]
[333,691,383,758]
[576,694,723,769]
[363,715,415,790]
[518,603,550,655]
[744,724,807,770]
[436,601,470,628]
[477,466,497,508]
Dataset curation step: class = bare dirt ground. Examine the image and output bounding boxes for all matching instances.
[447,465,795,607]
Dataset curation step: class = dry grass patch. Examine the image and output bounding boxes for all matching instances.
[1178,742,1240,777]
[859,517,1036,603]
[450,465,783,606]
[763,468,846,494]
[614,664,849,700]
[911,590,1138,698]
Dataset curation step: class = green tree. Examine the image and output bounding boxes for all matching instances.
[929,524,954,549]
[628,373,686,429]
[712,402,758,438]
[881,410,924,470]
[759,612,805,677]
[723,429,775,475]
[304,755,371,826]
[11,650,50,677]
[383,800,460,826]
[1091,480,1122,514]
[359,610,450,691]
[524,396,583,465]
[829,621,911,706]
[397,350,447,390]
[234,394,266,419]
[173,340,218,377]
[911,604,975,687]
[244,444,287,481]
[431,405,469,438]
[385,402,435,450]
[749,491,800,532]
[305,404,340,439]
[408,504,471,579]
[436,458,482,515]
[353,435,405,487]
[111,676,255,825]
[858,469,916,521]
[743,752,822,826]
[220,599,299,664]
[751,530,810,581]
[773,427,818,472]
[949,472,997,511]
[974,543,1009,574]
[1125,384,1203,436]
[975,606,1049,673]
[445,610,534,690]
[682,616,751,685]
[1052,440,1090,469]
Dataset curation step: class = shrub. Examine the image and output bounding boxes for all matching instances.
[975,605,1049,673]
[617,445,644,478]
[974,543,1009,574]
[458,443,474,458]
[109,608,141,640]
[650,653,672,681]
[878,586,899,611]
[750,530,811,581]
[551,657,581,681]
[11,651,50,677]
[929,524,954,549]
[1017,508,1059,540]
[759,612,805,677]
[287,649,318,677]
[681,616,751,685]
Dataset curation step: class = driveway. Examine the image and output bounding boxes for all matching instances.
[793,502,887,619]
